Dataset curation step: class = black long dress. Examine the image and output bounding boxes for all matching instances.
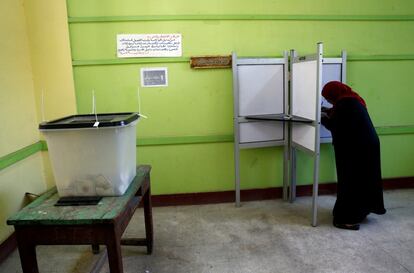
[322,97,386,224]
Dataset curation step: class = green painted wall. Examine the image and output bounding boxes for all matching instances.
[66,0,414,195]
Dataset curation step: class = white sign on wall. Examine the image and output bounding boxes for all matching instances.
[117,34,182,58]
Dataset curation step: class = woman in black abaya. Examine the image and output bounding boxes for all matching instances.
[321,81,386,230]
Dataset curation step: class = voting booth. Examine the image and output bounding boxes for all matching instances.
[232,43,347,226]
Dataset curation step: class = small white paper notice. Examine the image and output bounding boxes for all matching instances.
[141,68,168,87]
[117,34,182,58]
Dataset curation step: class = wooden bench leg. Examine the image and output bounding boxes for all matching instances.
[143,183,153,254]
[106,230,123,273]
[16,232,39,273]
[91,244,100,254]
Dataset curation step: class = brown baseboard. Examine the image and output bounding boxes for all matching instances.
[382,176,414,190]
[0,232,16,265]
[151,176,414,207]
[150,184,332,207]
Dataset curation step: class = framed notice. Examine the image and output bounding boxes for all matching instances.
[117,34,182,58]
[141,68,168,87]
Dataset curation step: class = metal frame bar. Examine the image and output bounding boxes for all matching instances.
[322,58,343,64]
[288,49,297,203]
[236,58,286,65]
[232,52,241,207]
[341,50,347,83]
[239,140,285,149]
[311,42,323,227]
[282,51,289,201]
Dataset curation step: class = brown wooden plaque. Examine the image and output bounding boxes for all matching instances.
[190,55,232,69]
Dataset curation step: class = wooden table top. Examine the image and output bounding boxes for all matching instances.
[7,165,151,226]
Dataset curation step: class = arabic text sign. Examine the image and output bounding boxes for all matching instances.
[117,34,182,58]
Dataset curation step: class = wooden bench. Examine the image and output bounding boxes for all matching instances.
[7,165,153,273]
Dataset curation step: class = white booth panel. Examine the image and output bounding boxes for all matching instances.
[320,124,332,140]
[321,63,343,139]
[321,63,342,108]
[291,60,318,121]
[238,64,284,116]
[322,63,342,85]
[239,121,284,143]
[292,124,316,152]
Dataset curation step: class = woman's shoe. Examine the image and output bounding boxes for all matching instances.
[333,222,360,230]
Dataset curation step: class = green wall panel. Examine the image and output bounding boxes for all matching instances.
[69,21,414,60]
[347,61,414,126]
[295,144,337,186]
[138,143,235,194]
[67,0,414,17]
[139,143,285,195]
[380,135,414,178]
[74,64,233,137]
[68,15,414,24]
